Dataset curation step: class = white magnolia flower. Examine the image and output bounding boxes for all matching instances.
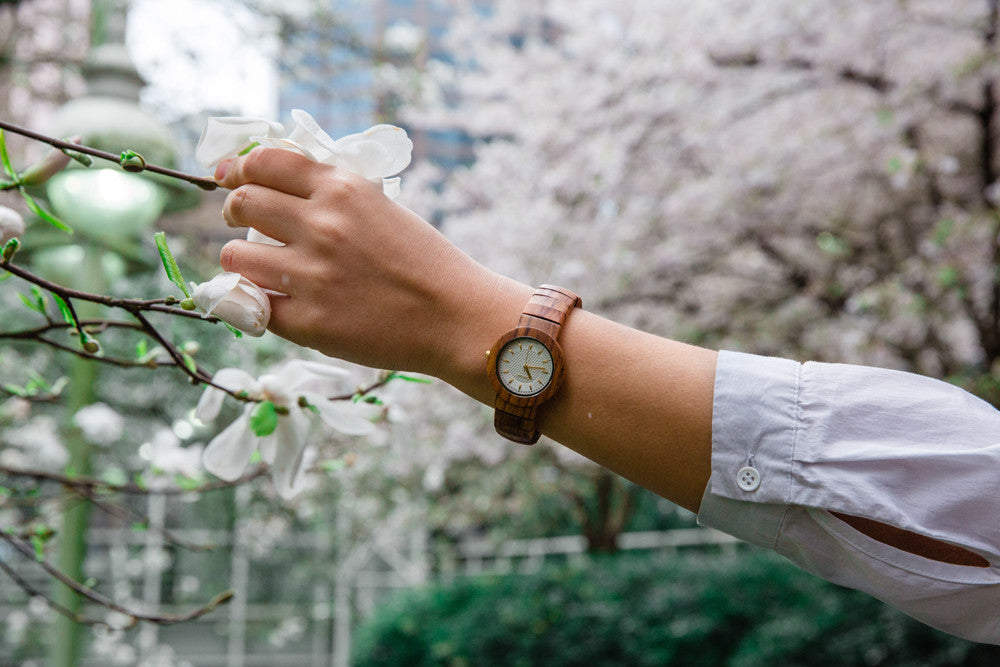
[0,205,26,246]
[190,271,271,336]
[141,428,203,479]
[195,109,413,200]
[196,359,376,498]
[73,402,124,446]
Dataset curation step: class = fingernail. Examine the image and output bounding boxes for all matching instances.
[215,159,232,182]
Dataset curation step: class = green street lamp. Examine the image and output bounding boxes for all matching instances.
[31,9,201,666]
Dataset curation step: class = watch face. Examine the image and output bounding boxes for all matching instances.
[495,336,555,397]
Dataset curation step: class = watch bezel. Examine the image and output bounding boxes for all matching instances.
[487,327,566,407]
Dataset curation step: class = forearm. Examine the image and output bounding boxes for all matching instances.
[436,274,717,514]
[213,149,717,512]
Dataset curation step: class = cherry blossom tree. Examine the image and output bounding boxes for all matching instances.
[389,0,1000,546]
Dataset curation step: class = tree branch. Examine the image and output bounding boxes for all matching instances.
[0,531,234,627]
[0,118,217,191]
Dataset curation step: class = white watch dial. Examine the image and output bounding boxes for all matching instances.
[496,337,554,396]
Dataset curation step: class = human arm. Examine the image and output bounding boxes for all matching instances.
[212,148,718,512]
[213,148,1000,643]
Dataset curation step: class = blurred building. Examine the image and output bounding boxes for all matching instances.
[279,0,474,169]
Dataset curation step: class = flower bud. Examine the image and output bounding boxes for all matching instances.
[18,138,79,187]
[190,272,271,337]
[179,298,197,311]
[0,206,26,247]
[2,237,20,262]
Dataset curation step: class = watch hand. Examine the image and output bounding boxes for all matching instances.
[523,364,533,380]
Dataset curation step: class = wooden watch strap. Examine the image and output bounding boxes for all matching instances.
[493,400,541,444]
[494,285,581,445]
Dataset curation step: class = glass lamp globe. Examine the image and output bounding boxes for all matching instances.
[45,168,167,243]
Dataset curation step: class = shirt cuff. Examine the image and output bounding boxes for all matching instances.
[697,350,801,549]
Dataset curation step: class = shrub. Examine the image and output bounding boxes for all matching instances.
[353,549,1000,666]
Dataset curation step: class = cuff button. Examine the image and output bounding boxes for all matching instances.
[737,466,761,492]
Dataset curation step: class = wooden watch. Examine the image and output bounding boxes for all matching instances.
[486,285,581,444]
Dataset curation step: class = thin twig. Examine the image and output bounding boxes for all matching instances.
[0,319,146,339]
[72,485,214,552]
[0,260,210,322]
[0,531,233,626]
[0,463,269,495]
[0,118,218,191]
[0,556,91,626]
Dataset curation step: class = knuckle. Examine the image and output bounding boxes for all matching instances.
[325,170,366,201]
[239,147,270,181]
[223,186,254,225]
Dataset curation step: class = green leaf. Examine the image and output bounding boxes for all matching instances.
[224,323,243,339]
[100,466,128,487]
[937,265,961,289]
[30,285,48,313]
[933,218,954,247]
[816,231,849,258]
[0,130,14,180]
[154,231,191,298]
[319,458,347,473]
[135,339,148,359]
[181,352,198,374]
[3,383,26,397]
[21,189,72,233]
[388,372,433,384]
[31,534,46,561]
[174,474,203,491]
[52,294,77,327]
[131,521,149,531]
[18,292,44,314]
[249,400,279,437]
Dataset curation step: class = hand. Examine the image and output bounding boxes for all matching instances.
[213,148,532,390]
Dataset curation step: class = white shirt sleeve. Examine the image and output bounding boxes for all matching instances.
[698,350,1000,644]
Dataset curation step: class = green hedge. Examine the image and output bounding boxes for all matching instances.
[353,549,1000,666]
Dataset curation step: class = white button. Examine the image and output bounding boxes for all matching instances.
[737,466,761,492]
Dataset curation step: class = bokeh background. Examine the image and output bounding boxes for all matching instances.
[3,0,1000,664]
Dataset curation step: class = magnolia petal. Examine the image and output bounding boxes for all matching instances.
[329,125,412,177]
[191,272,271,336]
[284,109,339,163]
[247,228,284,246]
[202,407,257,481]
[191,272,243,314]
[195,117,285,169]
[252,136,312,158]
[326,137,395,179]
[276,360,351,397]
[196,367,258,422]
[381,177,401,200]
[268,408,311,499]
[302,391,376,436]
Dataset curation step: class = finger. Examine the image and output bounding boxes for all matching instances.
[215,147,329,199]
[223,184,306,244]
[219,239,297,295]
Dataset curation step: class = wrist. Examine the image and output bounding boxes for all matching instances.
[432,273,533,403]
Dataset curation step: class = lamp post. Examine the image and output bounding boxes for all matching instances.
[33,3,196,665]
